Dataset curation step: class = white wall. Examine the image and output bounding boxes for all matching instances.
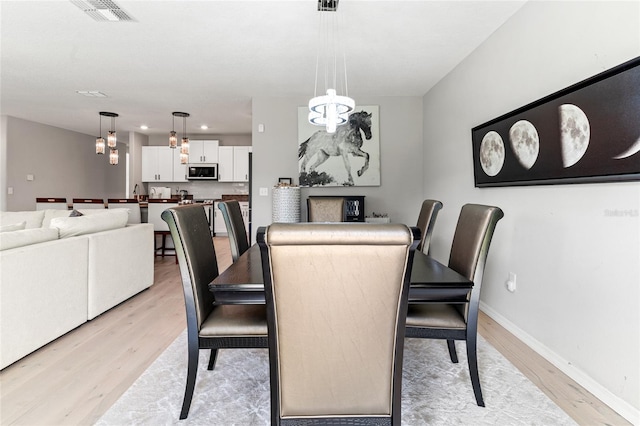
[2,116,126,211]
[251,96,424,241]
[422,1,639,422]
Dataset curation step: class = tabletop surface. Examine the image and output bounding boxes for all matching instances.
[209,244,472,298]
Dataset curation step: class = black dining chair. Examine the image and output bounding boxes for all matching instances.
[218,200,250,262]
[405,203,504,407]
[416,199,443,255]
[258,223,419,425]
[161,204,268,420]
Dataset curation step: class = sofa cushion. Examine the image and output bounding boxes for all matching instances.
[50,210,128,238]
[0,210,45,229]
[0,228,59,251]
[0,221,26,233]
[42,209,74,228]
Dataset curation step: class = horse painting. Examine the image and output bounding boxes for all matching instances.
[299,110,373,186]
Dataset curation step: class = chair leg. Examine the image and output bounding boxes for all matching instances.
[180,337,200,419]
[466,333,485,407]
[207,348,218,370]
[447,339,458,363]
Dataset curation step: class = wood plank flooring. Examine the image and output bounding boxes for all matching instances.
[0,237,630,425]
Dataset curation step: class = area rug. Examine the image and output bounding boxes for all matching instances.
[96,330,577,425]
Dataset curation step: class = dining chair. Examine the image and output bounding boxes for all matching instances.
[35,197,68,210]
[416,199,443,254]
[218,200,249,262]
[258,222,419,425]
[107,198,141,224]
[147,199,179,261]
[162,204,268,420]
[71,198,105,209]
[405,203,504,407]
[307,196,346,222]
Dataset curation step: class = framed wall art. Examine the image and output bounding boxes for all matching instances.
[298,105,380,187]
[472,56,640,187]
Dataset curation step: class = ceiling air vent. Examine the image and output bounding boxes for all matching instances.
[70,0,135,22]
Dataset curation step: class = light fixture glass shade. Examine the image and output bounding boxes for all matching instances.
[107,131,117,148]
[180,137,190,155]
[308,89,354,133]
[180,152,189,165]
[96,137,105,154]
[109,149,119,165]
[169,131,177,148]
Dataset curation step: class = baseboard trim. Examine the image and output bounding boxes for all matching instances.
[480,301,639,426]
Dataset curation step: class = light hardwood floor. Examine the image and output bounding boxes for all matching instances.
[0,237,630,425]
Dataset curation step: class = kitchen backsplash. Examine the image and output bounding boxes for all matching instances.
[143,181,248,200]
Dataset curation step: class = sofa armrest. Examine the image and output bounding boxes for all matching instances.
[0,237,89,369]
[86,223,154,320]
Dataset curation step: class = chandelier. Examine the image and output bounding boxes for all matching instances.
[96,112,119,165]
[308,0,354,134]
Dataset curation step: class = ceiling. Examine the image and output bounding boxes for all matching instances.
[0,0,526,137]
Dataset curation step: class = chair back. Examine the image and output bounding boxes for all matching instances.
[161,205,217,330]
[107,198,141,224]
[307,196,345,222]
[258,223,419,425]
[72,198,105,209]
[448,204,504,320]
[218,200,249,262]
[416,199,443,254]
[36,197,67,210]
[147,199,179,231]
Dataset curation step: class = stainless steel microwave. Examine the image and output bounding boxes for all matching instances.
[187,164,218,180]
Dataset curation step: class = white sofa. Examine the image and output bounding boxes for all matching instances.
[0,208,154,369]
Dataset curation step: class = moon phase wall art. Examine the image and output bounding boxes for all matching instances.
[472,56,640,187]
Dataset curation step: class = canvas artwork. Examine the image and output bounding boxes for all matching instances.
[472,57,640,187]
[298,105,380,187]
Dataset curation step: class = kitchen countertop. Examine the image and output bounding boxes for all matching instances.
[220,194,249,202]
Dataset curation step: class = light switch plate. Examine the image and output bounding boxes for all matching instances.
[259,187,268,196]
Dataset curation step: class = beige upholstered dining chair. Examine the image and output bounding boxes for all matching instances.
[71,198,105,209]
[258,222,419,425]
[405,203,504,407]
[307,196,346,222]
[218,200,249,262]
[162,205,268,420]
[416,199,443,254]
[35,197,68,210]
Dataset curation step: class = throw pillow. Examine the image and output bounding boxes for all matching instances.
[69,210,84,217]
[0,221,26,233]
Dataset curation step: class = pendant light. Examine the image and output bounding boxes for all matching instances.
[97,112,118,165]
[169,112,179,148]
[172,112,190,164]
[308,0,354,134]
[95,113,105,154]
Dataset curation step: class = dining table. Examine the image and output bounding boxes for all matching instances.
[209,244,472,304]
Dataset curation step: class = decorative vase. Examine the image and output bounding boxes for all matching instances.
[272,186,301,223]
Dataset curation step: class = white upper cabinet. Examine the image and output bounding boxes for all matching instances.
[218,146,251,182]
[233,146,251,182]
[142,146,175,182]
[173,149,187,182]
[189,140,219,164]
[217,146,234,182]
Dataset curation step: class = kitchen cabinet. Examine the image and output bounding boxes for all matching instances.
[217,146,234,182]
[142,146,174,182]
[189,140,219,164]
[218,146,251,182]
[233,146,251,182]
[173,150,187,182]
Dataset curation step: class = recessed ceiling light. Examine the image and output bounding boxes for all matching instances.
[200,125,208,130]
[77,90,107,97]
[140,125,149,130]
